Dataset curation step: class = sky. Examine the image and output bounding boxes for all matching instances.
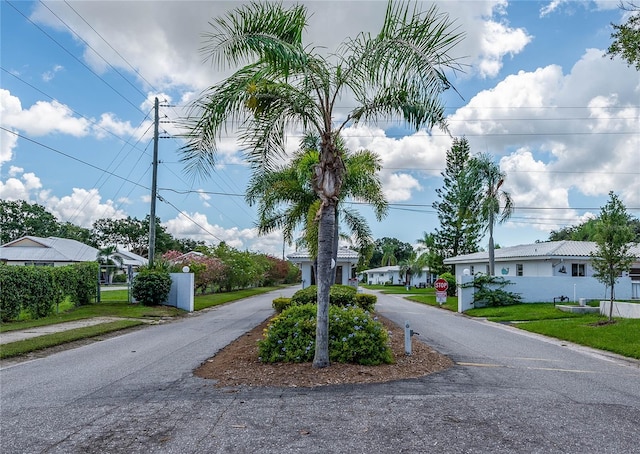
[1,0,639,258]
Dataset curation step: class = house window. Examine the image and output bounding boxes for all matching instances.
[572,264,585,277]
[516,264,523,276]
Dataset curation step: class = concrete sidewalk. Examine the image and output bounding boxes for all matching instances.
[0,317,158,345]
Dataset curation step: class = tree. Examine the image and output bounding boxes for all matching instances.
[56,222,96,247]
[471,153,514,276]
[416,231,447,277]
[246,135,387,275]
[0,200,60,244]
[181,1,462,368]
[549,217,640,242]
[606,2,640,70]
[97,246,123,285]
[432,137,483,263]
[590,192,636,321]
[398,252,426,286]
[370,237,414,269]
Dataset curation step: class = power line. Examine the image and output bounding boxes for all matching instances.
[6,1,146,116]
[38,1,148,100]
[0,127,150,191]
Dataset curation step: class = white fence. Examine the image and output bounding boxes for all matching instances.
[457,275,635,313]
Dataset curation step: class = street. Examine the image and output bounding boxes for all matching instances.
[1,288,639,453]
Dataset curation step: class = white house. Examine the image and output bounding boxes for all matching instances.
[0,236,99,266]
[287,247,359,288]
[443,240,640,309]
[361,265,435,287]
[443,240,640,281]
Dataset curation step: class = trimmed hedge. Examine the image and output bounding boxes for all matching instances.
[0,262,99,322]
[290,284,371,309]
[272,297,292,313]
[258,303,392,365]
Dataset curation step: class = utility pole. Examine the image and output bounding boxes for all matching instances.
[148,97,159,267]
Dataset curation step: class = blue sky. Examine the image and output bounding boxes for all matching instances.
[1,0,638,257]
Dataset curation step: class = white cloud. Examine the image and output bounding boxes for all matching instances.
[475,20,533,78]
[42,64,64,82]
[1,89,89,137]
[0,171,43,202]
[45,188,127,228]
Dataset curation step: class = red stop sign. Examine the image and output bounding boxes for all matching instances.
[434,278,449,292]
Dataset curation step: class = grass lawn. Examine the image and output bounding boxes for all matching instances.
[194,286,284,310]
[518,316,640,359]
[0,285,287,358]
[465,303,584,322]
[0,320,144,359]
[406,294,458,312]
[464,303,640,360]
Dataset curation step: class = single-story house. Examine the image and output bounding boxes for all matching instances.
[444,240,640,308]
[443,240,640,281]
[0,236,99,267]
[112,248,148,268]
[360,265,435,287]
[287,247,359,288]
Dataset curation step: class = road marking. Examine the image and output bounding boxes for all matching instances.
[458,362,604,374]
[457,362,503,368]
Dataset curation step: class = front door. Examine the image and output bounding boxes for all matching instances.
[335,266,343,284]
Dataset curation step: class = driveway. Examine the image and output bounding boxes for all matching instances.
[1,288,639,453]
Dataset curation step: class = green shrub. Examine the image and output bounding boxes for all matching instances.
[330,285,358,306]
[290,284,358,307]
[68,262,98,306]
[132,269,172,306]
[0,265,24,322]
[439,272,456,296]
[463,275,522,307]
[112,273,128,283]
[290,285,317,305]
[258,303,393,366]
[354,293,377,312]
[272,297,292,313]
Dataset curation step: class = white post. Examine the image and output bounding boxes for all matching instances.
[404,321,411,356]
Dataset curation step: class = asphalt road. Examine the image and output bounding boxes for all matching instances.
[1,288,639,454]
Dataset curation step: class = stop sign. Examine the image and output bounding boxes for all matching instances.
[434,278,449,292]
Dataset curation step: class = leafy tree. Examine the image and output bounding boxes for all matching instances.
[471,153,514,276]
[0,200,60,244]
[606,2,640,70]
[432,137,483,263]
[370,237,414,268]
[590,192,637,321]
[181,1,462,368]
[56,222,96,246]
[549,217,640,243]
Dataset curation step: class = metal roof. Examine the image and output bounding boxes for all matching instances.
[287,247,359,262]
[0,236,99,263]
[443,240,640,264]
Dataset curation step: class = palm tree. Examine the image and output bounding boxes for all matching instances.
[399,252,425,287]
[380,243,398,267]
[97,246,123,285]
[472,153,514,276]
[246,134,387,269]
[181,1,463,368]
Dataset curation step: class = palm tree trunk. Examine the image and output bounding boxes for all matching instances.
[330,210,339,285]
[488,212,495,276]
[313,202,335,368]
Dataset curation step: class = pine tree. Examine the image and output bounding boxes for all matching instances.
[432,138,483,264]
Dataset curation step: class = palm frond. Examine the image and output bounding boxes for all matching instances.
[202,2,309,73]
